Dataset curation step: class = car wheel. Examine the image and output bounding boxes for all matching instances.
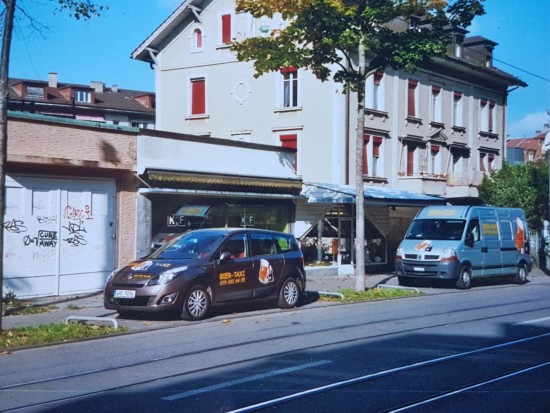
[456,266,472,290]
[278,278,301,309]
[181,285,211,321]
[513,264,528,284]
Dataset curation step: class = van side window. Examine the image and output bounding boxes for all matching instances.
[499,221,513,240]
[250,233,277,256]
[468,219,480,242]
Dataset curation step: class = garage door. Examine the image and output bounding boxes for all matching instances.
[3,175,116,298]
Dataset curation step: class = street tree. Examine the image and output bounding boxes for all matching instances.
[231,0,485,291]
[0,0,106,331]
[478,161,549,231]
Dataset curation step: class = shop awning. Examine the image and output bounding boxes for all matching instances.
[302,182,446,206]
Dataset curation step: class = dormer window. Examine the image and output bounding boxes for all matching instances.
[74,90,92,103]
[26,86,45,99]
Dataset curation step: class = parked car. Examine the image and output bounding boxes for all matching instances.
[395,205,531,289]
[104,228,306,320]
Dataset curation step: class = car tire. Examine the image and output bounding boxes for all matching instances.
[278,278,301,309]
[456,266,472,290]
[181,285,211,321]
[513,264,528,284]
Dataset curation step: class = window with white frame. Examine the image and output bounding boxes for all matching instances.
[479,151,495,173]
[480,99,496,133]
[429,144,442,175]
[73,90,91,103]
[220,13,232,44]
[430,85,442,123]
[190,77,206,115]
[451,151,464,173]
[400,140,424,176]
[452,91,464,127]
[365,72,385,111]
[362,135,384,177]
[26,86,44,99]
[280,66,298,108]
[407,79,419,118]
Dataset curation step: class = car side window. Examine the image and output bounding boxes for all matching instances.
[467,219,480,242]
[222,234,248,259]
[250,233,277,256]
[274,234,296,252]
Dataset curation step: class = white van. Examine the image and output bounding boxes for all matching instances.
[395,206,532,289]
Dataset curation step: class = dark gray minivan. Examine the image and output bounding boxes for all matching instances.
[104,228,306,320]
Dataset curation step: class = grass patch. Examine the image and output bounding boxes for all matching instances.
[0,322,127,350]
[8,305,58,316]
[320,287,422,303]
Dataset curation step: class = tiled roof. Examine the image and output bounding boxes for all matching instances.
[8,77,155,114]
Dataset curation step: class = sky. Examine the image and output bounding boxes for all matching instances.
[8,0,550,138]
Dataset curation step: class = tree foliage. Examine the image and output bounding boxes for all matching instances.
[232,0,485,89]
[478,161,549,230]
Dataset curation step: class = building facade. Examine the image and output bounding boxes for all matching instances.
[131,0,525,270]
[9,73,156,129]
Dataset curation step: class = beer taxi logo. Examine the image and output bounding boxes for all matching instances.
[515,218,526,252]
[415,241,432,251]
[259,259,274,284]
[131,261,153,271]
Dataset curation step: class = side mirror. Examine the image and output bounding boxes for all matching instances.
[465,232,474,248]
[219,251,232,263]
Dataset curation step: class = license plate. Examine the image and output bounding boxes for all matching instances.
[413,267,425,272]
[114,289,136,299]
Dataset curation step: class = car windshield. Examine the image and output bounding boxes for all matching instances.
[151,231,227,260]
[405,219,466,241]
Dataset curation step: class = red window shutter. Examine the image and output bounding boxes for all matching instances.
[374,72,384,85]
[195,29,202,48]
[432,85,441,94]
[280,66,297,75]
[431,145,440,153]
[222,14,231,44]
[373,137,382,157]
[454,91,462,99]
[191,79,205,115]
[480,154,486,172]
[407,144,415,175]
[280,134,298,170]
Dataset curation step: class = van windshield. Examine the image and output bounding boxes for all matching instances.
[405,219,466,241]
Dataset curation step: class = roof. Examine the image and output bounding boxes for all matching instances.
[301,183,446,206]
[9,77,155,115]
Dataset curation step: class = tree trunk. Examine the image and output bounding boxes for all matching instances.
[354,43,366,292]
[0,0,17,331]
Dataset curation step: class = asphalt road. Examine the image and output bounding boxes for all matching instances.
[1,277,550,412]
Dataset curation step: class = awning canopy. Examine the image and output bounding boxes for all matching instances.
[302,183,446,206]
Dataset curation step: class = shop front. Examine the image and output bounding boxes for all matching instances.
[297,183,445,272]
[135,131,302,257]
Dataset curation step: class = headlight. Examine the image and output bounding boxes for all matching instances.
[106,267,123,285]
[440,248,458,262]
[395,246,404,260]
[148,266,188,286]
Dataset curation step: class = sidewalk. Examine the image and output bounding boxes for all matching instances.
[2,267,547,333]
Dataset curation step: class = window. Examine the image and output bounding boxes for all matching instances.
[190,77,206,115]
[280,133,297,170]
[401,141,422,176]
[362,135,383,177]
[407,80,418,118]
[193,28,203,50]
[430,86,442,123]
[452,152,464,173]
[73,90,91,103]
[365,71,385,111]
[430,144,442,175]
[250,232,277,256]
[453,91,464,127]
[26,86,44,99]
[222,234,248,259]
[480,99,496,133]
[281,66,298,108]
[480,152,495,172]
[221,13,232,44]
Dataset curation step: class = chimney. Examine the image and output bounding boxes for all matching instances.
[48,72,58,88]
[90,80,105,93]
[111,84,118,93]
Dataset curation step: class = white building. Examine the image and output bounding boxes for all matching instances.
[132,0,526,271]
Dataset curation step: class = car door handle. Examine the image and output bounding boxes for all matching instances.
[481,247,489,253]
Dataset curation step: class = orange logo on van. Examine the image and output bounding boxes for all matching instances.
[415,241,432,251]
